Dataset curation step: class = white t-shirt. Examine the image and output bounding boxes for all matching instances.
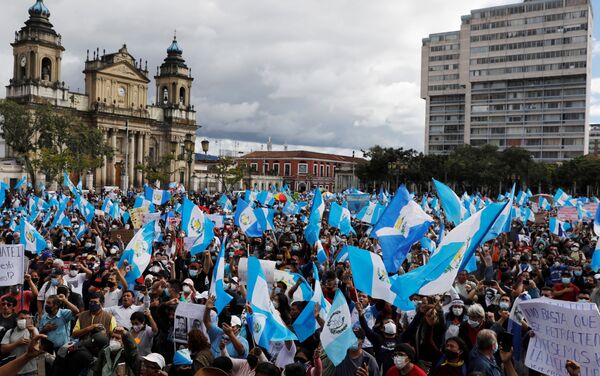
[1,326,39,375]
[38,281,60,307]
[104,303,148,329]
[64,273,87,295]
[104,289,123,308]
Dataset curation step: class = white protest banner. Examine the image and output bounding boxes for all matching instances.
[238,257,276,285]
[0,244,25,286]
[173,302,207,344]
[142,212,161,226]
[519,298,600,376]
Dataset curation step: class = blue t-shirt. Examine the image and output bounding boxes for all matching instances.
[38,308,74,348]
[207,325,249,359]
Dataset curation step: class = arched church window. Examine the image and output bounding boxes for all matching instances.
[179,87,186,105]
[41,57,52,81]
[162,87,169,104]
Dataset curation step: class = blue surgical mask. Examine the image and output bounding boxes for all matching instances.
[163,289,171,298]
[189,270,198,278]
[562,278,571,284]
[51,278,59,286]
[499,302,510,310]
[574,271,582,277]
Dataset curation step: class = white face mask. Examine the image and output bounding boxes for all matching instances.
[468,318,481,328]
[452,307,463,316]
[17,319,27,330]
[69,270,78,277]
[383,322,397,335]
[393,355,408,369]
[183,285,191,294]
[109,339,122,352]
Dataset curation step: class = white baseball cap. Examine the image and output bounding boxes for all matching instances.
[143,353,166,369]
[230,315,242,327]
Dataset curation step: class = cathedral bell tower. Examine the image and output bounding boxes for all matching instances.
[9,0,64,89]
[154,33,193,109]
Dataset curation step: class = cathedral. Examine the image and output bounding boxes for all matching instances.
[3,0,199,189]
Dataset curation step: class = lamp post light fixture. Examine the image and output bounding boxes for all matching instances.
[201,139,209,155]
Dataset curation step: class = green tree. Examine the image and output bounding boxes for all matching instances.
[209,157,247,192]
[136,155,175,188]
[0,99,37,188]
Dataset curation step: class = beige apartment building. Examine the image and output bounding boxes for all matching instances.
[421,0,593,162]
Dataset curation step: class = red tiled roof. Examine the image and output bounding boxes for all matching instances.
[240,150,365,163]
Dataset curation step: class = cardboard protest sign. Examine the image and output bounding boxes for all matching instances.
[238,257,276,285]
[520,298,600,376]
[0,245,25,286]
[173,302,207,344]
[129,207,148,229]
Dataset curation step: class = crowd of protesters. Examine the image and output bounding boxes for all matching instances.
[0,185,598,376]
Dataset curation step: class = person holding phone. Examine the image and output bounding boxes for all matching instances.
[0,310,39,376]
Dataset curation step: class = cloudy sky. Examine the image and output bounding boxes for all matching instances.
[0,0,598,156]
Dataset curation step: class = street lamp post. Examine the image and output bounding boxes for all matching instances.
[121,120,129,192]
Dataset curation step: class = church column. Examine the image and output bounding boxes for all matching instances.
[136,132,143,186]
[110,130,117,184]
[101,131,107,186]
[128,132,135,187]
[143,133,150,184]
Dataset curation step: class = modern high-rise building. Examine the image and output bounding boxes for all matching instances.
[421,0,592,162]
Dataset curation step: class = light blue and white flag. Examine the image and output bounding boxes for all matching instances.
[189,218,215,256]
[233,198,262,237]
[355,201,384,225]
[134,196,156,212]
[421,237,436,253]
[390,202,506,310]
[592,241,600,272]
[20,220,47,254]
[304,188,325,246]
[282,201,300,216]
[63,172,79,196]
[347,246,402,307]
[144,186,171,205]
[553,188,570,207]
[577,202,592,221]
[118,221,156,285]
[217,194,233,212]
[255,208,275,232]
[539,197,551,211]
[433,179,466,225]
[51,202,72,228]
[328,202,355,235]
[549,217,565,237]
[373,185,433,272]
[293,263,330,341]
[257,191,275,206]
[209,238,233,313]
[76,222,87,240]
[182,197,206,237]
[14,176,27,190]
[594,204,600,237]
[320,289,357,366]
[247,256,297,348]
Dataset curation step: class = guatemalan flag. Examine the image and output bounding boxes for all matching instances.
[144,186,171,205]
[14,176,27,190]
[181,198,206,237]
[118,221,156,285]
[539,197,551,211]
[19,220,47,254]
[255,208,275,232]
[549,217,565,237]
[234,198,262,237]
[320,289,357,366]
[51,202,71,228]
[592,241,600,272]
[63,172,79,197]
[209,238,233,313]
[328,202,355,235]
[594,204,600,237]
[347,246,402,307]
[355,201,384,225]
[293,263,331,342]
[373,185,433,272]
[553,188,570,207]
[246,256,297,348]
[134,196,156,212]
[76,222,87,240]
[304,188,325,246]
[390,201,506,310]
[218,194,233,212]
[433,179,466,225]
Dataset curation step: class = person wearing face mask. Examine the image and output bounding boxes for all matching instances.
[37,294,79,350]
[63,262,92,296]
[72,292,116,341]
[552,271,580,302]
[129,310,158,356]
[444,300,466,340]
[95,326,142,376]
[0,274,38,312]
[378,343,425,376]
[204,296,249,359]
[429,336,468,376]
[458,304,487,351]
[103,265,129,308]
[335,328,380,376]
[468,329,517,376]
[37,268,65,317]
[0,310,38,376]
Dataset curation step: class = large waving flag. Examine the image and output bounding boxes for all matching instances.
[14,176,27,190]
[189,219,215,256]
[594,205,600,237]
[304,188,325,246]
[355,201,384,225]
[373,185,433,272]
[19,220,47,254]
[549,217,565,237]
[592,241,600,272]
[320,289,357,366]
[209,238,233,313]
[51,202,72,228]
[247,257,297,348]
[76,222,87,240]
[481,185,512,245]
[182,198,206,237]
[328,202,355,235]
[218,194,233,212]
[63,172,80,197]
[293,263,330,341]
[553,188,570,207]
[144,186,171,205]
[577,202,592,221]
[433,179,466,225]
[390,202,506,310]
[255,207,275,232]
[76,196,95,223]
[347,246,401,307]
[134,196,156,212]
[234,198,262,237]
[118,221,156,285]
[539,197,551,211]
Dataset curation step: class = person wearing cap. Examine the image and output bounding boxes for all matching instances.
[141,353,166,376]
[355,301,398,374]
[203,296,249,359]
[376,343,426,376]
[37,268,65,316]
[444,299,466,340]
[429,336,468,376]
[335,327,380,376]
[171,348,194,376]
[63,261,92,296]
[181,278,198,303]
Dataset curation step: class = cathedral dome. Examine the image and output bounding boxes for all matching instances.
[167,35,182,55]
[28,0,50,18]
